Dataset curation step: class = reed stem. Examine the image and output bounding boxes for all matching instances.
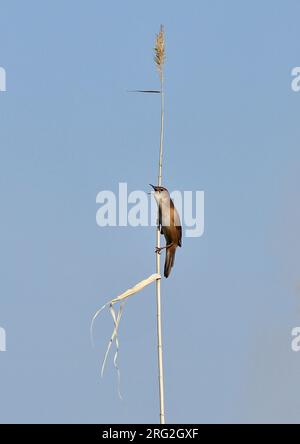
[155,25,165,425]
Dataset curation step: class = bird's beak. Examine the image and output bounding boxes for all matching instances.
[149,184,157,191]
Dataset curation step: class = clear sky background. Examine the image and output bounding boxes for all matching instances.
[0,0,300,424]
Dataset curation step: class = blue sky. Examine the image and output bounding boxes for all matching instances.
[0,0,300,423]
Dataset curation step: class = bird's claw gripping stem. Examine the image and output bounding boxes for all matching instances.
[155,243,174,254]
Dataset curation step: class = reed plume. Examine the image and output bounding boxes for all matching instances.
[154,25,165,77]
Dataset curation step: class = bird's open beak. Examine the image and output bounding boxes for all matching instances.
[149,184,157,191]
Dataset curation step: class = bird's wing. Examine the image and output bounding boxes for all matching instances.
[172,201,182,247]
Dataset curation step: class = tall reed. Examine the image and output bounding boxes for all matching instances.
[154,24,166,425]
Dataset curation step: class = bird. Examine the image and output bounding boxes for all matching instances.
[150,184,182,278]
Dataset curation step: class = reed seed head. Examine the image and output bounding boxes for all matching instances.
[154,25,165,74]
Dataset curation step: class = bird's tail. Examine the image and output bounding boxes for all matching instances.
[164,244,176,278]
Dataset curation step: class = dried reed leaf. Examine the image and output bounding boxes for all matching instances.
[91,273,161,398]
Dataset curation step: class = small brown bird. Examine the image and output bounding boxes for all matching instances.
[150,184,182,278]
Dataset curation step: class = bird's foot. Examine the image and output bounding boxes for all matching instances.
[155,247,162,255]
